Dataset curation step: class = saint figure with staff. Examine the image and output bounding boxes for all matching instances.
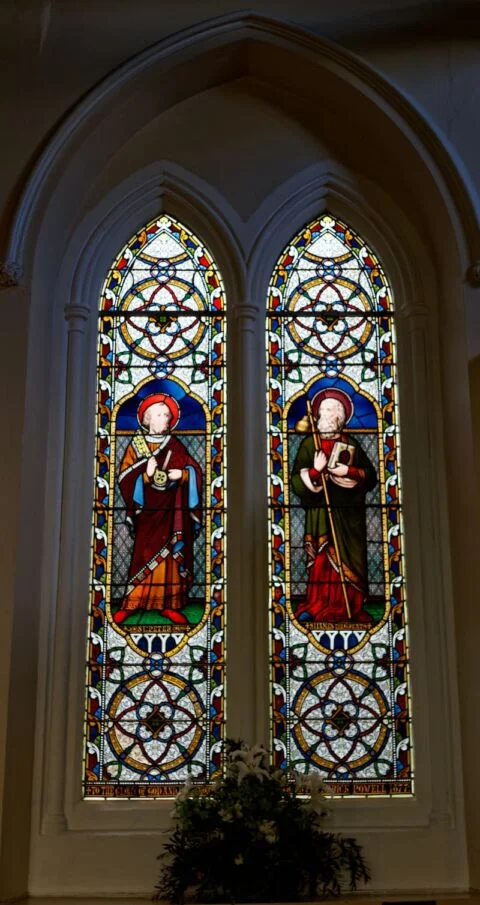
[291,388,376,625]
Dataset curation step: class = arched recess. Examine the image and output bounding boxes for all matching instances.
[2,10,480,899]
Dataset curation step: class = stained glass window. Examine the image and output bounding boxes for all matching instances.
[267,214,413,795]
[84,215,226,797]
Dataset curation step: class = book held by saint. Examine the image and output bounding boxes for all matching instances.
[327,441,355,469]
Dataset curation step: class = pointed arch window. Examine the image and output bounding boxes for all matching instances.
[84,209,413,800]
[267,214,413,795]
[84,215,226,797]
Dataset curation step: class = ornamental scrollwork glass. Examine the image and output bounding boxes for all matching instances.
[84,215,226,797]
[267,214,413,795]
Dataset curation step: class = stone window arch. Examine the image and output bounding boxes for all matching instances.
[2,13,478,897]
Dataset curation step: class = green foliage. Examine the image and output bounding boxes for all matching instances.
[155,741,370,903]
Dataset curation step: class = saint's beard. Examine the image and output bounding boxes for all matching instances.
[317,412,345,437]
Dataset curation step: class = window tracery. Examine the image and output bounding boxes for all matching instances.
[267,214,413,795]
[84,215,226,797]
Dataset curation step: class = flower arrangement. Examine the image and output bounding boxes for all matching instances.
[156,740,370,903]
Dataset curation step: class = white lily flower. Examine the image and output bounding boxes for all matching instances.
[258,819,278,843]
[176,779,194,801]
[304,793,331,818]
[295,772,329,795]
[218,808,233,822]
[234,759,270,784]
[294,772,331,817]
[230,744,271,784]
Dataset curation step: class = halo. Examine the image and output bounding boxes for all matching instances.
[311,387,354,424]
[137,393,180,430]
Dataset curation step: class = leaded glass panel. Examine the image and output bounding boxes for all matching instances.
[267,214,413,795]
[84,215,226,797]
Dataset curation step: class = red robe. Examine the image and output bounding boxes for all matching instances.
[291,433,377,625]
[117,433,202,617]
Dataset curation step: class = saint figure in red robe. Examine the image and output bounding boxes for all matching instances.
[113,393,202,625]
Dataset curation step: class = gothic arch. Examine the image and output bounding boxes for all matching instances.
[4,12,480,278]
[2,11,479,898]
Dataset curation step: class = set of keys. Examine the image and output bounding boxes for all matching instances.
[152,449,172,488]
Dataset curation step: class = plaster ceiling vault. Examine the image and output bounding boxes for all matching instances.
[1,9,480,901]
[5,12,480,280]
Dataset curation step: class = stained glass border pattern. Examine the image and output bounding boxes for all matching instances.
[267,213,414,796]
[84,215,226,797]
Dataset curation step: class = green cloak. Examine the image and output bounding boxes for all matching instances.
[291,433,377,587]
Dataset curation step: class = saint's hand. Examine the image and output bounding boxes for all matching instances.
[313,450,327,473]
[146,455,157,477]
[330,474,358,488]
[167,468,183,481]
[329,463,349,477]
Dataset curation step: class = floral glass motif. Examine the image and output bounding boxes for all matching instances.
[267,214,413,795]
[84,215,226,797]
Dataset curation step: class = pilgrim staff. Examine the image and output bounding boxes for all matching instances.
[306,398,352,621]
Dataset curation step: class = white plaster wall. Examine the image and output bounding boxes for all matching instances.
[1,1,480,899]
[1,3,480,234]
[1,6,477,317]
